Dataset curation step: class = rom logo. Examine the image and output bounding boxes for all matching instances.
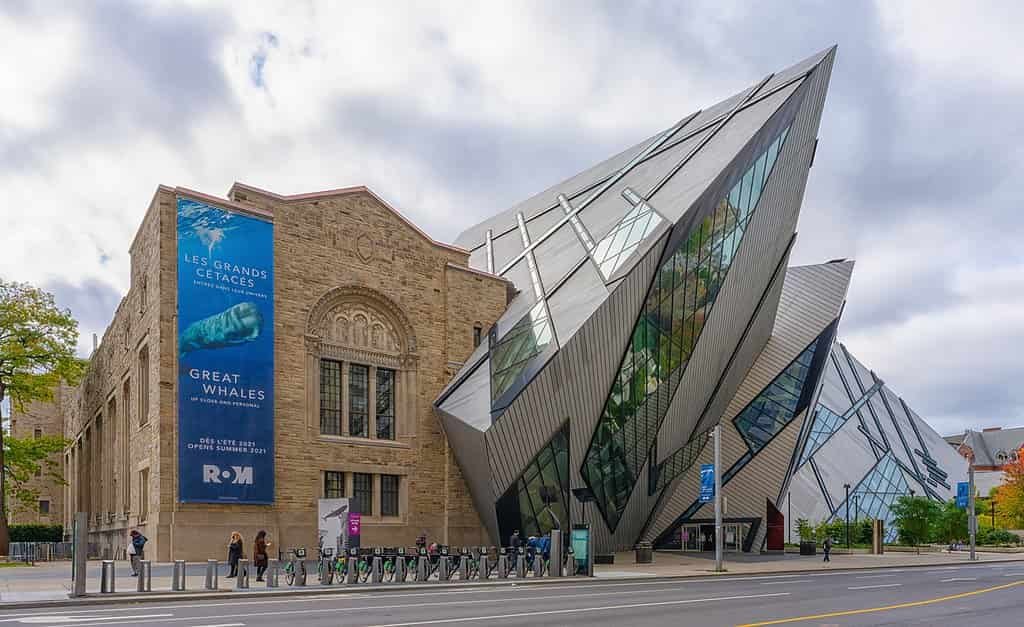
[203,464,253,485]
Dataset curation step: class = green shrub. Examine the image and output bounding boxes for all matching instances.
[977,528,1021,546]
[9,524,64,542]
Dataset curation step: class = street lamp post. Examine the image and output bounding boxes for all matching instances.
[843,484,851,551]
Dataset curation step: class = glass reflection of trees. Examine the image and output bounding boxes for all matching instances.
[582,127,791,530]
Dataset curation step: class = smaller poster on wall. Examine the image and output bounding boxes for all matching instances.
[318,498,350,555]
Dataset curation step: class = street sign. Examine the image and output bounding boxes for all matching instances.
[700,464,715,503]
[956,481,970,509]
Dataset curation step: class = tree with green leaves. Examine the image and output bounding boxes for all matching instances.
[4,434,69,519]
[0,279,85,555]
[933,499,968,544]
[890,495,941,546]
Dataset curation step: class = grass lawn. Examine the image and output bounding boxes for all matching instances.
[0,561,33,567]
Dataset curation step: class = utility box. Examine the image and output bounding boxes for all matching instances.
[635,541,653,564]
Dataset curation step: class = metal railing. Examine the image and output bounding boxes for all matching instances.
[9,542,74,562]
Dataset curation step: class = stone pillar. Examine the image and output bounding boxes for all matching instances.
[341,361,350,436]
[368,365,377,439]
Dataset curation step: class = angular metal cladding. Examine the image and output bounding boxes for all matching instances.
[179,301,264,356]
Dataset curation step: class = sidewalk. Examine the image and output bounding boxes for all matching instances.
[2,549,1021,607]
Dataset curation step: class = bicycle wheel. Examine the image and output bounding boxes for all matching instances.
[285,567,295,586]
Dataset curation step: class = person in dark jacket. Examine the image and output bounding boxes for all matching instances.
[128,530,147,576]
[227,531,244,577]
[823,536,833,562]
[253,530,271,581]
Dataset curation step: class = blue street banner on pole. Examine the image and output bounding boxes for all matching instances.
[956,481,970,509]
[700,464,715,503]
[177,197,274,504]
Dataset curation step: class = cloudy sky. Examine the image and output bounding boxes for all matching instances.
[2,1,1021,436]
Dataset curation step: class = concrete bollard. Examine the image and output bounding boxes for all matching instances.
[205,560,218,590]
[172,560,187,591]
[266,560,279,587]
[100,560,115,593]
[236,559,249,589]
[137,560,152,592]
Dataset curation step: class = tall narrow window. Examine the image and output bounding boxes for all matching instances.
[107,397,117,514]
[376,368,395,440]
[33,428,42,439]
[349,364,369,438]
[122,379,131,511]
[324,471,345,498]
[138,346,149,426]
[381,474,400,516]
[352,472,373,514]
[39,500,50,515]
[140,277,147,311]
[139,468,149,522]
[473,326,482,348]
[319,360,343,435]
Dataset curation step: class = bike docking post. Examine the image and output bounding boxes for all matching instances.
[320,548,334,585]
[172,560,187,591]
[205,559,218,590]
[138,560,152,592]
[100,560,115,593]
[346,548,359,584]
[438,545,452,581]
[497,547,509,579]
[565,546,577,576]
[415,547,429,582]
[236,559,250,589]
[531,548,544,577]
[371,547,384,583]
[479,546,491,579]
[515,547,527,578]
[267,560,280,587]
[293,548,307,586]
[394,547,408,582]
[458,547,470,580]
[549,529,562,578]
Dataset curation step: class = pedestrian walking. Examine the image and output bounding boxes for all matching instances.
[128,530,147,576]
[227,531,244,578]
[823,536,832,562]
[253,530,271,582]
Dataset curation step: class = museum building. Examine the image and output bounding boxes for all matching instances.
[18,45,969,559]
[36,182,509,561]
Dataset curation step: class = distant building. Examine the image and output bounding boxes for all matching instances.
[8,387,69,526]
[950,427,1024,496]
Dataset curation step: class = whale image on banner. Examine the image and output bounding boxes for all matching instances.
[177,197,274,504]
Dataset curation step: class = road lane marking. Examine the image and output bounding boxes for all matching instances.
[14,615,173,624]
[9,587,747,627]
[854,574,897,579]
[940,577,977,582]
[759,580,810,585]
[736,579,1024,626]
[189,624,244,627]
[363,592,791,627]
[847,583,901,590]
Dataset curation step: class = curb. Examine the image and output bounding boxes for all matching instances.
[3,555,1023,610]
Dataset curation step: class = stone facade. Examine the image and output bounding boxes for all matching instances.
[8,387,67,526]
[53,182,508,560]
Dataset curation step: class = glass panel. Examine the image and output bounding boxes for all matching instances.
[495,424,570,540]
[352,472,373,514]
[349,364,368,438]
[320,360,342,435]
[490,300,555,404]
[734,340,819,453]
[376,368,395,440]
[654,430,710,493]
[324,471,345,498]
[592,201,665,279]
[582,124,794,530]
[381,475,400,516]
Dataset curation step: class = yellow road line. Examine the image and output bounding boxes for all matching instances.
[736,579,1024,626]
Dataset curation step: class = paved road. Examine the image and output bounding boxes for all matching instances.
[2,561,1022,626]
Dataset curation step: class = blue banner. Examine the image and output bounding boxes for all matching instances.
[956,481,969,509]
[177,197,274,504]
[699,464,715,503]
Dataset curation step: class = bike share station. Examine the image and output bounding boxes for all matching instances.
[74,495,594,596]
